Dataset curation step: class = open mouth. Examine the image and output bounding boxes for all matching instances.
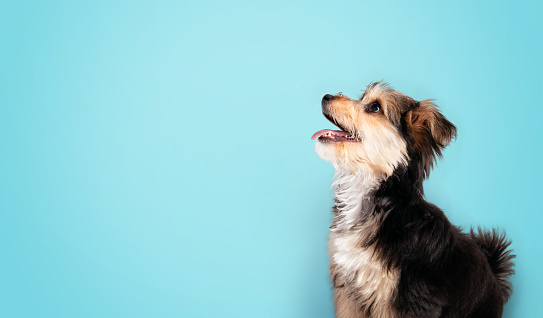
[311,113,360,143]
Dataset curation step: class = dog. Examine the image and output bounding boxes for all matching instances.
[312,82,515,318]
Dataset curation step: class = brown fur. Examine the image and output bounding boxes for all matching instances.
[333,285,371,318]
[404,100,457,177]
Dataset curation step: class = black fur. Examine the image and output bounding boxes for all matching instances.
[362,125,516,317]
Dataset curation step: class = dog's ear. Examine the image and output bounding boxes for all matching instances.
[406,100,457,149]
[404,100,457,176]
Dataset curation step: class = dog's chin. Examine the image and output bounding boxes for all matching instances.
[315,140,357,169]
[315,140,391,175]
[314,140,337,163]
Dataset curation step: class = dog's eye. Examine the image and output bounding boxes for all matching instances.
[366,102,381,113]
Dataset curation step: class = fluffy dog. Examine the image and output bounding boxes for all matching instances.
[312,82,515,318]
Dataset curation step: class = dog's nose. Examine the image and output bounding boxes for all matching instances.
[322,94,334,107]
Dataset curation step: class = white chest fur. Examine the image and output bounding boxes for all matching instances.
[329,230,398,318]
[329,171,398,318]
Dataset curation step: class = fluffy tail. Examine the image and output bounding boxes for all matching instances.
[470,228,516,301]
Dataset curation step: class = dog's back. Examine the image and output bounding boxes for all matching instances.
[374,199,515,318]
[438,227,515,318]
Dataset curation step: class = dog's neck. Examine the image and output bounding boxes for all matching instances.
[331,168,381,231]
[331,163,425,231]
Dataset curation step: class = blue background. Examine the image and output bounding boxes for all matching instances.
[1,1,542,317]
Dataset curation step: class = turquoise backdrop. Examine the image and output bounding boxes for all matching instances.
[2,1,541,317]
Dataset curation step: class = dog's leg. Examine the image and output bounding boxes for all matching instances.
[333,287,369,318]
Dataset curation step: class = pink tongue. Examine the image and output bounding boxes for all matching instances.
[311,129,352,140]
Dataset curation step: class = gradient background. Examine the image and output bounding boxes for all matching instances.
[1,1,542,317]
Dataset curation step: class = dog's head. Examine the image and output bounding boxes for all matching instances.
[313,82,456,178]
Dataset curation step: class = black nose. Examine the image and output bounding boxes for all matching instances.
[322,94,334,107]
